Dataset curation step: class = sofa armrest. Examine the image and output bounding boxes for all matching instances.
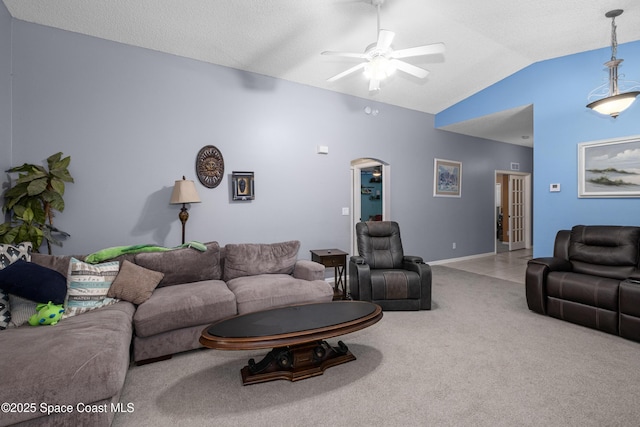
[525,257,572,315]
[292,260,325,281]
[528,257,572,272]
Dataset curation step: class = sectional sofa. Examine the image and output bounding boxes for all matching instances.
[0,240,333,427]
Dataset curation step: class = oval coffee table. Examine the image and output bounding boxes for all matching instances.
[200,301,382,385]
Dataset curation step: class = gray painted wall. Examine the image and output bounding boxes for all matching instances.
[0,3,11,200]
[6,19,532,262]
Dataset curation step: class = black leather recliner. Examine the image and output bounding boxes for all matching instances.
[349,221,432,311]
[526,225,640,342]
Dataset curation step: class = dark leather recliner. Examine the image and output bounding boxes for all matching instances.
[349,221,432,311]
[526,225,640,342]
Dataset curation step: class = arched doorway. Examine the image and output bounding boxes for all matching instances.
[350,158,390,255]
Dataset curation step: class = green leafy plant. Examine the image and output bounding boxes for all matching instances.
[0,152,74,253]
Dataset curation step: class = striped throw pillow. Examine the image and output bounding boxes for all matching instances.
[64,258,120,318]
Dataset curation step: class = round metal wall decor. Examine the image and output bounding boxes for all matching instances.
[196,145,224,188]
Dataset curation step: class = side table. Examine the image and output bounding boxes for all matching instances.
[310,249,349,300]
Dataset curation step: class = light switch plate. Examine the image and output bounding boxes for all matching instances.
[550,183,561,192]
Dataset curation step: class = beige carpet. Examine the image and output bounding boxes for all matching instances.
[112,266,640,427]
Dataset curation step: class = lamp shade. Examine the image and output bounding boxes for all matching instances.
[586,91,640,118]
[170,177,201,204]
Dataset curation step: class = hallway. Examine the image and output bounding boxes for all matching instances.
[441,247,533,284]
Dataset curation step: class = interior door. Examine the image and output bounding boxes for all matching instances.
[508,175,526,251]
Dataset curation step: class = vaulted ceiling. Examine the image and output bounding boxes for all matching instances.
[4,0,640,146]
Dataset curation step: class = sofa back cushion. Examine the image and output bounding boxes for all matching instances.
[569,225,640,279]
[223,241,300,281]
[134,241,221,287]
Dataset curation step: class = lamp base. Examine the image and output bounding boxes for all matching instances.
[179,205,189,244]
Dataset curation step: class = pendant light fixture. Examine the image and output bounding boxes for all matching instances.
[586,9,640,118]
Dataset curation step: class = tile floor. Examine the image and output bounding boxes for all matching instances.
[441,246,533,284]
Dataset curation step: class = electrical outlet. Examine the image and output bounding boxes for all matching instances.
[452,242,456,250]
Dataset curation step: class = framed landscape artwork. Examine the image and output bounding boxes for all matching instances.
[433,158,462,197]
[578,135,640,198]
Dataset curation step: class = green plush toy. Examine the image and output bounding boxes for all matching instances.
[29,301,65,326]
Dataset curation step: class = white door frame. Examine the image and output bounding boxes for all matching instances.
[494,170,531,252]
[350,158,390,256]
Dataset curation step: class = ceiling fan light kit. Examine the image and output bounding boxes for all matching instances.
[586,9,640,118]
[321,0,444,93]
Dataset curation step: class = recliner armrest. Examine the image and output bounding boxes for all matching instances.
[350,255,366,265]
[403,255,424,264]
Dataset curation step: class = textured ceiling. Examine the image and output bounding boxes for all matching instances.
[4,0,640,146]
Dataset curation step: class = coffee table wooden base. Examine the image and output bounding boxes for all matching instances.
[241,340,355,385]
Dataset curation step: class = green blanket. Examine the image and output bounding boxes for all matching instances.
[85,241,207,264]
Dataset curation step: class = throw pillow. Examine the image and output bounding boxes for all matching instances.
[223,240,300,281]
[64,258,120,318]
[0,259,67,304]
[107,260,164,304]
[0,242,32,330]
[0,242,33,269]
[7,294,38,328]
[0,291,10,330]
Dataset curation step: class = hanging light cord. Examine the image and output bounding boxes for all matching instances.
[610,15,618,61]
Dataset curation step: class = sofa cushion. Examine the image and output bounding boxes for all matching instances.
[30,253,73,276]
[0,259,68,304]
[134,280,236,337]
[64,258,120,318]
[546,271,619,311]
[226,274,333,315]
[134,241,221,287]
[107,260,164,304]
[569,225,640,265]
[223,241,300,281]
[0,301,135,426]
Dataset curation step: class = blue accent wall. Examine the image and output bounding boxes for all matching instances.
[437,41,640,257]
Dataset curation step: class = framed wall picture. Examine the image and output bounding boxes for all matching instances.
[578,135,640,198]
[433,158,462,197]
[232,171,255,201]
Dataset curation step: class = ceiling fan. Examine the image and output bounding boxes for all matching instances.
[321,0,445,92]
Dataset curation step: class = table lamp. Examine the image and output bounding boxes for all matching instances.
[170,176,201,244]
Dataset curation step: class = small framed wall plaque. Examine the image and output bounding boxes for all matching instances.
[232,171,255,201]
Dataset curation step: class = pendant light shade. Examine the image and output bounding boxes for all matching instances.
[586,10,640,118]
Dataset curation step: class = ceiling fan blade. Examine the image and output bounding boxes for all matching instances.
[391,42,445,59]
[321,50,368,59]
[327,62,366,82]
[369,78,381,92]
[376,29,395,51]
[390,59,429,79]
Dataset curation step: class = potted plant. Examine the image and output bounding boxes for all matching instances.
[0,152,74,254]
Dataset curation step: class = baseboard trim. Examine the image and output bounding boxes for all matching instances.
[428,252,495,265]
